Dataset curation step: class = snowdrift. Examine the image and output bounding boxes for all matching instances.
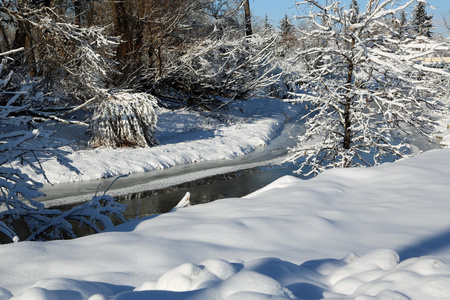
[1,149,450,299]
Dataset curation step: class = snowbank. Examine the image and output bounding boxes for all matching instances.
[14,98,302,184]
[2,149,450,299]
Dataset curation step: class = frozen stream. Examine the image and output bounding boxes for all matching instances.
[41,120,305,217]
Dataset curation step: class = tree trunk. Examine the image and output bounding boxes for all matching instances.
[74,0,84,26]
[243,0,252,36]
[109,0,132,60]
[343,91,352,150]
[12,21,36,76]
[343,38,356,153]
[343,61,353,151]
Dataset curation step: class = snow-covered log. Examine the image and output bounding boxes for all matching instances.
[170,192,191,213]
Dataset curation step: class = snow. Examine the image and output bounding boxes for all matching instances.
[2,148,450,299]
[15,98,302,185]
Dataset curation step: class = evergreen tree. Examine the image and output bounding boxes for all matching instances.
[264,14,273,31]
[412,2,433,37]
[279,14,294,38]
[350,0,360,24]
[400,10,408,26]
[278,14,297,50]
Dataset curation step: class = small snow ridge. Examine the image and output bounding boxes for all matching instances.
[4,250,450,299]
[11,278,132,300]
[105,250,450,299]
[138,259,242,293]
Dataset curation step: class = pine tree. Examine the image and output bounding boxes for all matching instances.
[412,2,433,37]
[264,14,273,32]
[278,14,297,52]
[400,10,408,26]
[279,14,294,38]
[350,0,360,24]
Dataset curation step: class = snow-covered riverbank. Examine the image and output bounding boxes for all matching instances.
[15,98,303,185]
[2,149,450,299]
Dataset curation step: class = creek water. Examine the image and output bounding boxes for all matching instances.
[117,163,299,219]
[43,119,305,219]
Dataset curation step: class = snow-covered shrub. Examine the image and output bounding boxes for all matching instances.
[264,53,304,99]
[26,185,128,241]
[154,33,280,108]
[0,104,128,242]
[89,91,159,148]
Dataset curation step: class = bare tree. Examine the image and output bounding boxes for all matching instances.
[106,0,212,80]
[443,11,450,32]
[288,0,450,176]
[152,30,280,110]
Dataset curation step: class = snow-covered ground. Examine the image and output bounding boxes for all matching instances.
[1,149,450,299]
[3,97,450,299]
[15,98,302,185]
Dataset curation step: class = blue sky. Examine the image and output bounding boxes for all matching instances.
[250,0,450,35]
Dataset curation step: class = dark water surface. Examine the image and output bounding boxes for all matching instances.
[117,163,299,219]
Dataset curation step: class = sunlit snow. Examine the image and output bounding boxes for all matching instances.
[2,148,450,299]
[14,98,302,185]
[3,96,450,299]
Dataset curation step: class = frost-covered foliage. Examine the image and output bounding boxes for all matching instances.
[1,3,162,150]
[89,91,159,148]
[34,20,118,101]
[288,0,450,176]
[1,3,118,104]
[0,57,127,243]
[0,59,13,89]
[156,32,280,107]
[25,184,128,241]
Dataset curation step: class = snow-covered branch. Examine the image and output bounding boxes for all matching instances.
[0,59,128,243]
[154,32,281,107]
[288,0,450,176]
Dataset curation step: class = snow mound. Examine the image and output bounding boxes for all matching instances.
[10,250,450,299]
[3,149,450,299]
[112,251,450,299]
[10,278,130,300]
